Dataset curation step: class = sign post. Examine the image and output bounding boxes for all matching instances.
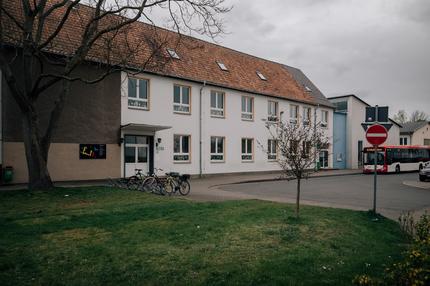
[365,107,388,215]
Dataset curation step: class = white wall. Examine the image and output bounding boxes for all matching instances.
[120,72,334,176]
[329,96,401,169]
[411,124,430,145]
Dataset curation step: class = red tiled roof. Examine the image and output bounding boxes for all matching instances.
[2,0,333,107]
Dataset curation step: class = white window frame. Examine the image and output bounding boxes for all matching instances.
[173,134,191,162]
[268,139,277,161]
[128,77,149,110]
[210,136,225,162]
[268,100,278,122]
[321,110,328,128]
[173,84,191,114]
[210,90,225,118]
[256,71,267,80]
[290,104,299,124]
[167,48,180,59]
[241,138,254,161]
[303,107,312,126]
[217,61,228,71]
[241,96,254,121]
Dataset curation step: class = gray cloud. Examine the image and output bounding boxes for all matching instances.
[214,0,430,116]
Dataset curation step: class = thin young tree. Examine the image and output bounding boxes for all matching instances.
[262,116,330,218]
[0,0,230,190]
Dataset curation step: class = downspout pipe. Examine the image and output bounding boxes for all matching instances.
[199,81,206,178]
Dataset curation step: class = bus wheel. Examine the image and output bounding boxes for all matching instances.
[395,165,400,173]
[419,164,423,171]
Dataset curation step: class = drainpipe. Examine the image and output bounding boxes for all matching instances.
[199,81,206,178]
[314,104,320,171]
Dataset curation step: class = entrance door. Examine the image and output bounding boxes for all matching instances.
[358,140,363,166]
[319,150,329,168]
[124,135,149,177]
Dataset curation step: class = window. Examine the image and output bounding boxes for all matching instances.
[173,85,191,114]
[217,61,228,71]
[241,138,254,161]
[302,141,311,158]
[128,77,149,109]
[268,101,278,122]
[303,107,312,126]
[321,110,328,127]
[241,96,254,120]
[256,71,267,80]
[210,136,225,162]
[290,105,299,124]
[268,139,277,160]
[400,137,408,145]
[290,140,298,154]
[334,101,348,113]
[210,91,225,117]
[167,48,180,59]
[173,135,190,162]
[304,86,312,92]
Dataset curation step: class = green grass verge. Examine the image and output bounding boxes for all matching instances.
[0,187,408,285]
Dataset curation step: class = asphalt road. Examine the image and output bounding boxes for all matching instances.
[220,172,430,219]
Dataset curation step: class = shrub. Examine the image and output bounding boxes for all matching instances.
[353,213,430,286]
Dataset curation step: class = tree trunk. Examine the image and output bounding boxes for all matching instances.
[296,178,301,218]
[22,109,53,190]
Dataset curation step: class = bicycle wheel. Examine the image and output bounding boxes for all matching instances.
[164,179,175,196]
[127,176,140,190]
[178,180,191,196]
[141,177,156,192]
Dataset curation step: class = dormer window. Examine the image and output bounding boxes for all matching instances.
[167,48,180,59]
[256,71,267,81]
[217,61,228,71]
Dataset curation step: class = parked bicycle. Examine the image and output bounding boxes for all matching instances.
[142,169,191,196]
[126,168,146,190]
[166,172,191,196]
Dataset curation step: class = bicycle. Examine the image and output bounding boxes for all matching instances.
[166,172,191,196]
[126,168,147,190]
[141,168,174,195]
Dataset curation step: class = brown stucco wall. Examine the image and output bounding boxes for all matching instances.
[2,62,121,144]
[3,142,121,183]
[1,59,122,183]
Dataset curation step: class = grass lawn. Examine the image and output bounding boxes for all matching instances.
[0,187,408,285]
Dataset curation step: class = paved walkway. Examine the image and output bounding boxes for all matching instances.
[187,169,362,202]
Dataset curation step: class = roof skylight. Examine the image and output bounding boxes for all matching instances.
[167,48,180,59]
[217,61,228,71]
[304,86,312,92]
[256,71,267,81]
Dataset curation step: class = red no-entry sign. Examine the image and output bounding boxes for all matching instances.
[366,124,388,146]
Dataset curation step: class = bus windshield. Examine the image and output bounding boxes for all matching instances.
[364,152,385,165]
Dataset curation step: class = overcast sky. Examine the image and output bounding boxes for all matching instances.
[195,0,430,116]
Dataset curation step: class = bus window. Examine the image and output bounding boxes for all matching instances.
[364,152,385,165]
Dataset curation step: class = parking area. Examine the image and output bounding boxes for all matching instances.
[189,172,430,220]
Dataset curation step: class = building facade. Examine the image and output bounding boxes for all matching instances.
[400,121,430,146]
[328,94,401,169]
[0,0,335,184]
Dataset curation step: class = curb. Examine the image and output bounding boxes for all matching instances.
[210,171,363,188]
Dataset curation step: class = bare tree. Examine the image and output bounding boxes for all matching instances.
[393,110,409,124]
[0,0,230,190]
[261,118,330,218]
[410,110,429,123]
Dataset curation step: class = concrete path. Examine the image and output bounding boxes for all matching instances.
[187,172,430,221]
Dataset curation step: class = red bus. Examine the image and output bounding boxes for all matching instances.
[363,145,430,173]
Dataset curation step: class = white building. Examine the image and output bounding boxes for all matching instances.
[400,121,430,146]
[328,94,401,169]
[120,71,334,177]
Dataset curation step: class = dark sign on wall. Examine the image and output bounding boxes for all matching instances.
[79,144,106,159]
